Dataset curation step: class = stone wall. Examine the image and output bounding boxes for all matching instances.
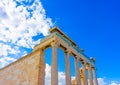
[0,50,44,85]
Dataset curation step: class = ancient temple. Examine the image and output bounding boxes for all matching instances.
[0,27,98,85]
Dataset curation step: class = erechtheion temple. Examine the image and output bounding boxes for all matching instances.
[0,27,98,85]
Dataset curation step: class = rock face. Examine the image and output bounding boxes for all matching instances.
[0,50,45,85]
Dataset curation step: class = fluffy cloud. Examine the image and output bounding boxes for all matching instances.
[109,81,120,85]
[97,78,106,85]
[0,56,16,68]
[0,0,53,68]
[97,78,120,85]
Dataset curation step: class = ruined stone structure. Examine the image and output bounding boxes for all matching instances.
[0,27,98,85]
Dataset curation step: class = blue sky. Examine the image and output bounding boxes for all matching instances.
[0,0,120,85]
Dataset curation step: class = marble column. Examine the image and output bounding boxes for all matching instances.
[75,57,81,85]
[80,69,84,85]
[51,42,58,85]
[87,64,93,85]
[65,50,71,85]
[81,61,88,85]
[92,67,98,85]
[38,49,45,85]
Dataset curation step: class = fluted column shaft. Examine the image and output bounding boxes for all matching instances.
[51,42,58,85]
[81,62,88,85]
[65,51,71,85]
[88,64,93,85]
[75,58,81,85]
[38,49,45,85]
[92,67,98,85]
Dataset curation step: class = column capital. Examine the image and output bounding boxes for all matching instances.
[86,63,91,69]
[86,63,93,67]
[86,63,90,66]
[91,67,96,70]
[64,49,71,54]
[76,55,80,60]
[39,47,44,51]
[80,59,85,65]
[65,46,72,53]
[51,41,58,47]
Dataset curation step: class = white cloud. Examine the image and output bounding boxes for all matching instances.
[98,78,106,85]
[97,78,120,85]
[109,81,120,85]
[45,64,51,84]
[0,0,53,68]
[0,56,16,68]
[58,72,66,85]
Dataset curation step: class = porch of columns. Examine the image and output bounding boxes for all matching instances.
[51,42,58,85]
[81,60,88,85]
[50,40,93,85]
[92,67,98,85]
